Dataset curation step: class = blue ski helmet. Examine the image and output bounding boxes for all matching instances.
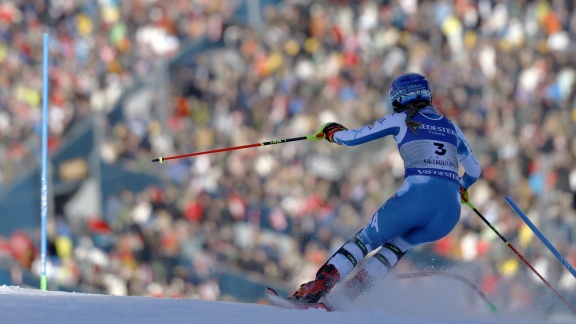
[389,73,432,109]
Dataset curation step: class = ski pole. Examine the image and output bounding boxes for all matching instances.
[397,271,498,315]
[465,200,576,315]
[505,196,576,279]
[151,133,325,163]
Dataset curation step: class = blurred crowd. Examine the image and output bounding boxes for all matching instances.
[1,0,576,318]
[0,0,235,298]
[0,0,231,193]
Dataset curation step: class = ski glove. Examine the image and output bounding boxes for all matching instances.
[460,186,469,204]
[316,122,347,143]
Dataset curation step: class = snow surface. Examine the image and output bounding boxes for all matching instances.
[1,279,573,324]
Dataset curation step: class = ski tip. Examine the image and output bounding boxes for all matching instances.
[265,287,333,312]
[265,287,278,296]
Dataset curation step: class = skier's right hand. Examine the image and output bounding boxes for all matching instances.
[460,186,469,204]
[316,122,347,143]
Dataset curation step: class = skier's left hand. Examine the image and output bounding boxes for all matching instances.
[460,186,469,204]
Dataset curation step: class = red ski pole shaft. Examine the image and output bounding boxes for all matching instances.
[151,133,325,163]
[466,201,576,315]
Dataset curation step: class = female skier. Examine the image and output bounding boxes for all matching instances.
[289,72,481,304]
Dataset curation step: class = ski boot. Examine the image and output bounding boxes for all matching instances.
[342,268,374,301]
[289,264,340,303]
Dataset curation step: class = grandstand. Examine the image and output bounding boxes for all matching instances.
[0,0,574,319]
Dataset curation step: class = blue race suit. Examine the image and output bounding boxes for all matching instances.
[332,106,481,255]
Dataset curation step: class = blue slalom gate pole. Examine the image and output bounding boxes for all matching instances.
[505,196,576,279]
[40,32,50,290]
